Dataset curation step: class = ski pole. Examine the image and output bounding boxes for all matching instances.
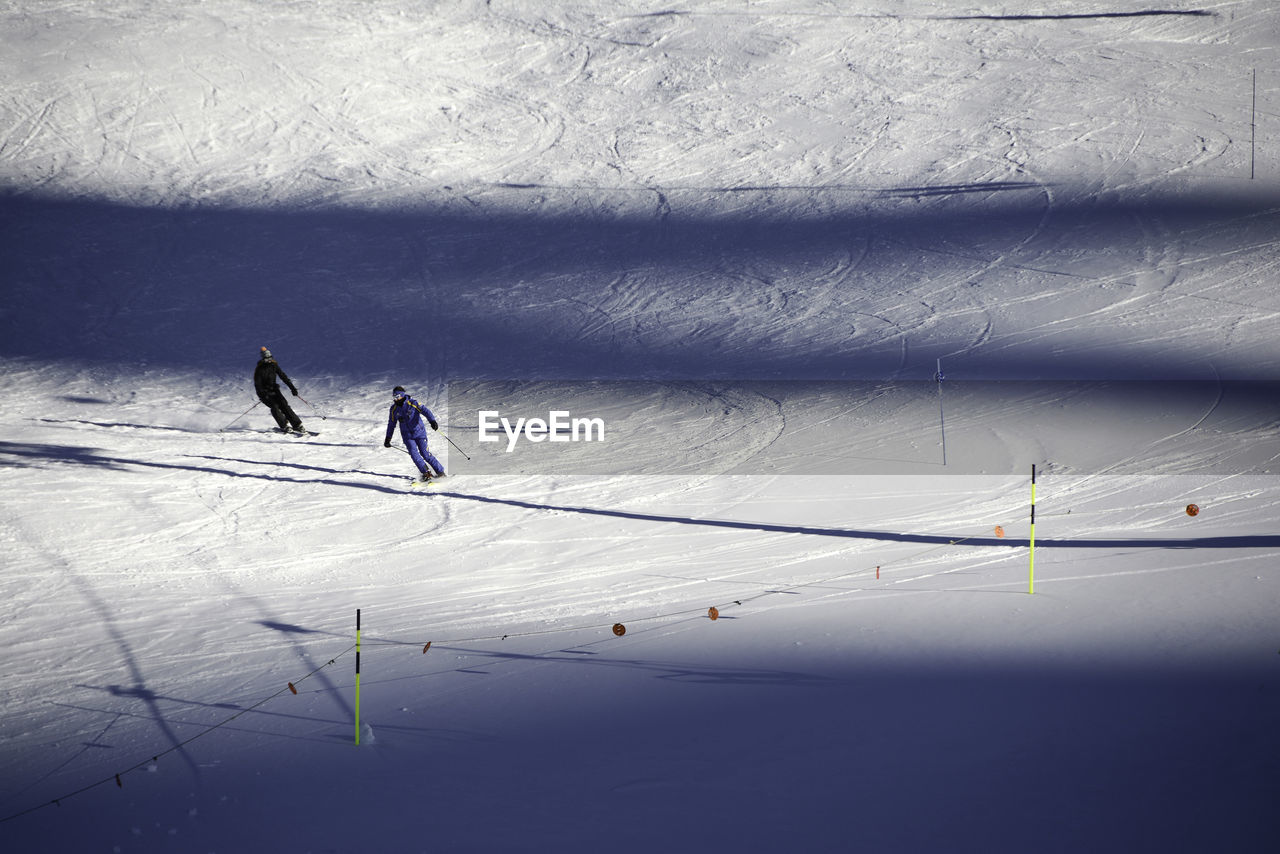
[221,401,261,432]
[297,394,327,420]
[438,427,471,461]
[390,429,471,461]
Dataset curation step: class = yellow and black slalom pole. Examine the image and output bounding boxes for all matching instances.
[1029,465,1037,594]
[355,609,362,745]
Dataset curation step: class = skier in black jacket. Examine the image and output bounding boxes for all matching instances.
[254,347,305,433]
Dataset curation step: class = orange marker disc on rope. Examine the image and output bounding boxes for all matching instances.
[612,623,626,637]
[288,682,297,695]
[1186,503,1200,517]
[708,607,720,621]
[994,525,1005,538]
[422,642,432,654]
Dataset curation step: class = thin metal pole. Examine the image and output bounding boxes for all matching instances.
[439,428,471,461]
[219,400,260,432]
[1251,69,1257,180]
[935,358,947,466]
[297,394,326,420]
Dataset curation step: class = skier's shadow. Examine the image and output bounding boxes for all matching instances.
[0,440,408,494]
[428,490,1280,550]
[183,453,404,484]
[36,417,205,434]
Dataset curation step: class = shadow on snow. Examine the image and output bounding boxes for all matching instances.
[4,186,1278,382]
[5,439,1269,551]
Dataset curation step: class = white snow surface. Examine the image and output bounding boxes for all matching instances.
[2,1,1279,851]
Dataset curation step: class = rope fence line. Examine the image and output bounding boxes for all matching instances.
[0,643,355,825]
[364,473,1218,651]
[4,497,1038,825]
[9,471,1206,823]
[365,514,1022,651]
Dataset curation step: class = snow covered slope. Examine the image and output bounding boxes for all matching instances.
[2,2,1278,851]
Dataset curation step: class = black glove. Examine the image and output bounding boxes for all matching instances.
[429,419,439,431]
[383,439,391,448]
[291,388,298,396]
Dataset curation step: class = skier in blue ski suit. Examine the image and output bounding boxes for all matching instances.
[384,386,444,479]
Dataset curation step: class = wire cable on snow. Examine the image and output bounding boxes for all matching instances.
[363,519,1017,652]
[6,476,1141,823]
[0,643,355,825]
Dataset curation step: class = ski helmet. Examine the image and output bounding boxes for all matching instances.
[393,386,407,400]
[260,347,273,359]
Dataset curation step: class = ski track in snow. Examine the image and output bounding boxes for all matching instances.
[2,2,1280,849]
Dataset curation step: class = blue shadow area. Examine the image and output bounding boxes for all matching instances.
[4,187,1278,382]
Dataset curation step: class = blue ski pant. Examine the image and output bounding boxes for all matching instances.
[405,436,443,476]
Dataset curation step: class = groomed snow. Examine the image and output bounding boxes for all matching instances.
[2,2,1278,851]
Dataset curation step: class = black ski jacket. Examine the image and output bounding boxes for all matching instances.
[254,358,298,400]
